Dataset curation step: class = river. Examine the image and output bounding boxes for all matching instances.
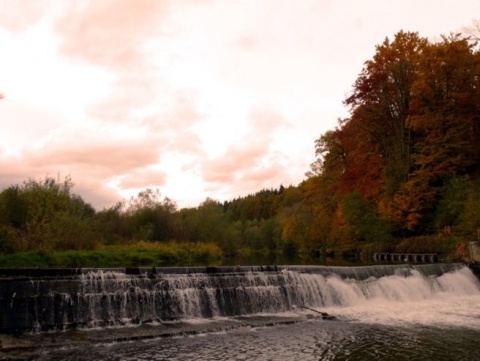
[2,265,480,360]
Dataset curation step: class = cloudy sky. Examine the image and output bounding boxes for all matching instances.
[0,0,478,209]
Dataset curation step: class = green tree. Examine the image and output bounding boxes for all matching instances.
[94,202,126,244]
[0,186,28,228]
[456,180,480,240]
[342,191,391,245]
[0,175,98,251]
[434,176,468,234]
[125,188,177,242]
[21,176,76,250]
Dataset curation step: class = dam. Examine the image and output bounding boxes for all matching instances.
[0,263,471,334]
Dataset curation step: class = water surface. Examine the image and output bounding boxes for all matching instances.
[33,318,480,361]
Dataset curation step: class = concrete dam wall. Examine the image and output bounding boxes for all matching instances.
[0,263,468,334]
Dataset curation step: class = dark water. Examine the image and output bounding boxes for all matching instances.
[32,320,480,361]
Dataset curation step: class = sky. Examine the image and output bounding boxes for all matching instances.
[0,0,479,210]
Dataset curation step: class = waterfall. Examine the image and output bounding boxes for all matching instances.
[1,263,478,333]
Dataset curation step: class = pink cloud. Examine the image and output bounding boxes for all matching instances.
[89,76,157,122]
[117,168,167,189]
[141,116,204,154]
[0,0,47,32]
[202,141,269,183]
[74,181,123,210]
[140,91,204,131]
[204,161,289,197]
[53,1,208,187]
[169,130,204,154]
[248,107,288,131]
[26,142,160,174]
[0,87,209,209]
[201,107,289,193]
[0,99,64,145]
[0,135,164,209]
[142,92,205,154]
[233,34,259,50]
[0,153,115,209]
[54,1,209,162]
[164,92,204,128]
[55,0,169,129]
[0,156,31,187]
[56,0,168,71]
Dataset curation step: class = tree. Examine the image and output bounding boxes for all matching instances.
[409,34,480,177]
[94,202,126,244]
[457,180,480,239]
[462,19,480,43]
[434,176,468,234]
[0,175,98,251]
[394,34,480,231]
[345,31,428,194]
[125,188,178,242]
[22,176,75,249]
[0,186,28,228]
[195,198,226,242]
[309,129,346,180]
[342,191,391,244]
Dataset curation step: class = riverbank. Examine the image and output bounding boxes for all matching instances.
[0,242,223,269]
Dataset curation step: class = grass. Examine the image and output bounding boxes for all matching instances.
[0,241,223,268]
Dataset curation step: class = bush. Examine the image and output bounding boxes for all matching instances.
[0,241,224,268]
[0,226,17,254]
[394,235,458,255]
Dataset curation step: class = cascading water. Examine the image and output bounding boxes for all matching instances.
[317,265,480,330]
[1,263,479,333]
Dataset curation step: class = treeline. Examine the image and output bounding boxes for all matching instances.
[302,31,480,258]
[0,176,302,263]
[2,30,480,265]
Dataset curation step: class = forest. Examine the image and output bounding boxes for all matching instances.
[1,29,480,267]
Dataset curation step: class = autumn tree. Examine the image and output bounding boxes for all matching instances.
[345,31,428,195]
[308,28,480,248]
[394,34,480,231]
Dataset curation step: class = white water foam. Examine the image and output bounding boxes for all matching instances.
[33,264,478,331]
[317,266,480,329]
